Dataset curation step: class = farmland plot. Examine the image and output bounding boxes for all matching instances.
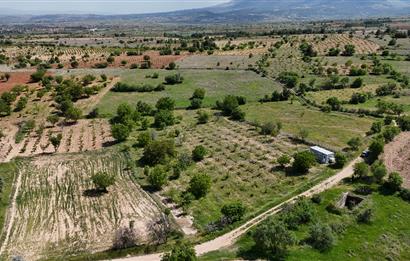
[0,119,114,162]
[1,152,164,260]
[160,116,332,228]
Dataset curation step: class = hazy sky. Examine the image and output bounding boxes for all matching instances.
[0,0,230,15]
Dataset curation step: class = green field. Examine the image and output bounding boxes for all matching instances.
[242,101,374,150]
[200,184,410,261]
[0,162,17,240]
[96,69,280,116]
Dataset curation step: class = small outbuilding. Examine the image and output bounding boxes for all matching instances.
[310,146,335,164]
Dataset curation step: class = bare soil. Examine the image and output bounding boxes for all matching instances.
[383,131,410,188]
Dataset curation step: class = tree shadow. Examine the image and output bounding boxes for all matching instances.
[83,189,107,198]
[103,140,118,147]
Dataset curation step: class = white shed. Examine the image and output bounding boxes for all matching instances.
[310,146,335,164]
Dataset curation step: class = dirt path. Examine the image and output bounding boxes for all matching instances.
[383,131,410,188]
[109,157,362,261]
[0,169,22,256]
[76,78,119,114]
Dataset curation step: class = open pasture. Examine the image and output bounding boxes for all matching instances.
[96,69,280,115]
[242,101,374,150]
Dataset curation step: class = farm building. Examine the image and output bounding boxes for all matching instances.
[310,146,335,164]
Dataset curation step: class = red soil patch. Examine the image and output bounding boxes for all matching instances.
[0,72,32,94]
[59,51,188,69]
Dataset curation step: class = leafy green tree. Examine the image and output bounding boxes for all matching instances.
[161,241,197,261]
[65,106,82,122]
[111,123,131,142]
[197,110,209,124]
[154,110,175,129]
[91,172,116,193]
[353,162,369,180]
[343,44,356,56]
[385,172,403,192]
[30,69,46,82]
[221,202,246,224]
[191,88,205,100]
[278,71,300,88]
[368,138,385,163]
[371,161,387,183]
[253,219,296,260]
[307,223,334,252]
[334,152,347,169]
[141,140,176,166]
[188,173,211,199]
[347,137,362,151]
[292,151,316,174]
[216,95,239,116]
[277,154,291,168]
[137,131,152,148]
[156,97,175,111]
[190,98,202,109]
[192,145,207,162]
[382,126,401,142]
[148,165,168,190]
[49,133,62,152]
[351,78,364,88]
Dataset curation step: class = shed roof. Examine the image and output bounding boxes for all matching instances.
[310,146,334,156]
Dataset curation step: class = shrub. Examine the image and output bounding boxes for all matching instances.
[188,173,211,199]
[161,241,197,261]
[156,97,175,111]
[190,98,202,109]
[382,126,401,142]
[164,73,183,85]
[384,172,403,192]
[230,108,246,121]
[307,223,334,252]
[141,140,176,166]
[311,194,322,204]
[192,145,207,162]
[253,219,296,259]
[371,161,387,183]
[260,122,282,136]
[30,69,46,82]
[353,162,369,180]
[148,165,168,190]
[333,152,347,169]
[282,198,315,229]
[347,137,362,151]
[277,154,291,168]
[111,123,130,142]
[351,78,364,88]
[292,151,316,174]
[191,88,205,100]
[278,71,299,88]
[136,131,152,148]
[221,202,246,224]
[91,172,116,193]
[399,188,410,202]
[197,111,209,124]
[154,110,175,129]
[368,138,384,163]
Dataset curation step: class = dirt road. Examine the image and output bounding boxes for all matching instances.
[109,157,362,261]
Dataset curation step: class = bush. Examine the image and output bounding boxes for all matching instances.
[191,88,205,100]
[292,151,316,174]
[111,123,130,142]
[399,188,410,202]
[307,223,334,252]
[136,131,152,148]
[371,161,387,183]
[260,122,282,136]
[197,111,209,124]
[353,162,369,180]
[382,126,401,142]
[156,97,175,111]
[112,82,165,93]
[333,152,347,169]
[253,219,296,260]
[190,98,203,109]
[148,165,168,190]
[192,145,207,162]
[91,172,116,193]
[347,137,362,151]
[277,154,291,168]
[368,138,384,163]
[30,69,46,82]
[188,173,211,199]
[282,198,315,229]
[164,73,183,85]
[161,241,197,261]
[351,78,364,88]
[357,208,373,224]
[154,110,175,129]
[311,194,322,204]
[230,108,246,121]
[221,202,246,224]
[141,140,176,166]
[384,172,403,192]
[278,71,300,88]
